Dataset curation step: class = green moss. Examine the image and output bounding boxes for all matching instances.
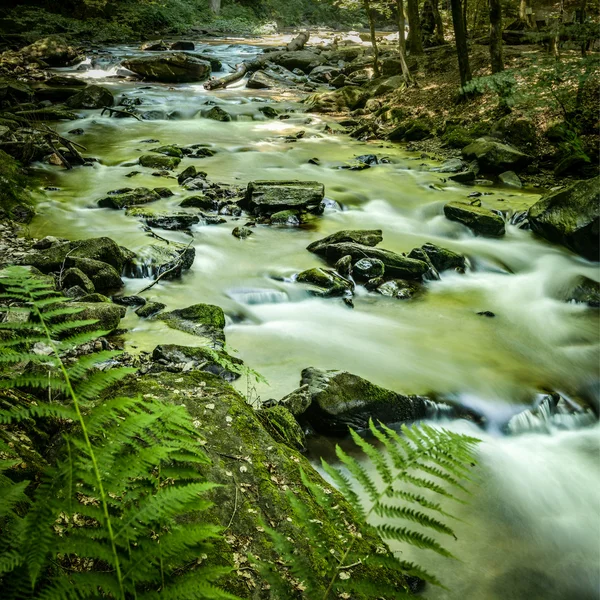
[139,154,181,170]
[0,150,34,223]
[257,405,306,451]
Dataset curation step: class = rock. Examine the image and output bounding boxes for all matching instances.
[313,242,428,280]
[309,65,341,83]
[388,118,434,142]
[204,106,232,122]
[177,165,199,184]
[448,170,476,183]
[491,116,538,152]
[170,41,195,51]
[109,370,405,595]
[334,254,353,277]
[247,71,280,89]
[139,154,181,170]
[48,301,125,336]
[98,187,161,209]
[258,105,278,119]
[112,295,146,307]
[65,85,114,109]
[498,171,522,188]
[305,86,368,112]
[79,293,111,303]
[122,53,211,83]
[444,201,506,237]
[307,230,383,254]
[296,268,352,297]
[154,187,174,198]
[61,267,94,294]
[353,257,385,279]
[297,368,428,433]
[270,209,301,226]
[462,137,532,174]
[21,237,130,274]
[190,53,223,72]
[141,40,169,51]
[232,226,253,239]
[566,277,600,307]
[377,279,423,300]
[257,405,306,452]
[157,304,226,346]
[381,55,416,77]
[179,195,216,211]
[420,242,466,272]
[371,75,405,96]
[20,36,83,67]
[243,181,324,215]
[135,301,166,318]
[151,145,184,158]
[152,344,242,381]
[527,177,599,261]
[276,384,312,415]
[266,50,324,73]
[437,158,464,173]
[68,258,123,292]
[126,209,200,231]
[126,243,195,279]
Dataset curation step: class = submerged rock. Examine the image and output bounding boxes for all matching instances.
[204,106,232,122]
[243,180,324,215]
[126,243,194,280]
[232,226,253,239]
[527,177,599,261]
[566,276,600,307]
[122,53,211,83]
[152,344,242,381]
[156,304,225,346]
[98,187,161,209]
[296,367,428,433]
[444,201,506,237]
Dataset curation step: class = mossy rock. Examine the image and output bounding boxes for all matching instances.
[150,145,184,158]
[0,149,33,222]
[307,229,383,254]
[47,301,125,336]
[139,154,181,170]
[156,303,226,346]
[296,267,352,297]
[65,85,114,109]
[444,201,505,237]
[108,371,407,597]
[257,405,306,451]
[388,118,434,142]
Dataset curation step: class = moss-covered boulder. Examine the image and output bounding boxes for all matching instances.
[528,177,599,261]
[110,371,406,597]
[269,209,301,226]
[68,258,123,292]
[152,344,242,381]
[388,118,435,142]
[21,237,130,274]
[20,36,83,67]
[243,181,324,215]
[157,304,225,346]
[305,86,368,112]
[126,208,199,231]
[61,267,95,294]
[257,405,306,452]
[296,267,352,297]
[49,301,125,336]
[444,201,506,237]
[135,301,166,318]
[490,116,538,152]
[65,85,114,109]
[122,53,211,83]
[204,106,232,122]
[296,367,428,434]
[139,154,181,170]
[98,187,161,209]
[266,50,324,73]
[307,229,383,254]
[353,257,385,279]
[420,242,466,272]
[566,276,600,307]
[462,137,532,174]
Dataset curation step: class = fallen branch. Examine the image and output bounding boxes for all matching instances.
[286,31,310,51]
[101,106,143,121]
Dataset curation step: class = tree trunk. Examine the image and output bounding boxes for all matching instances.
[463,0,469,36]
[286,31,309,51]
[432,0,445,40]
[450,0,472,86]
[209,0,221,15]
[519,0,534,25]
[363,0,381,76]
[396,0,415,83]
[579,0,588,57]
[489,0,504,72]
[406,0,424,54]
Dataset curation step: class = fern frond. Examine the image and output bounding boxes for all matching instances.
[335,445,379,504]
[375,524,455,558]
[373,502,456,537]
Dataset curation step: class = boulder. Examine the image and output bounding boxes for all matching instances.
[141,40,169,51]
[61,267,94,294]
[370,75,404,96]
[151,145,184,158]
[170,41,195,51]
[444,201,505,237]
[307,229,383,254]
[156,304,226,346]
[297,368,428,433]
[353,257,385,279]
[151,344,242,381]
[305,86,368,112]
[388,118,434,142]
[49,301,125,336]
[313,242,428,280]
[498,171,522,188]
[21,237,130,274]
[179,195,216,211]
[527,177,599,261]
[243,181,324,215]
[122,53,211,83]
[98,187,161,209]
[126,209,199,231]
[420,242,466,272]
[266,50,324,73]
[377,279,423,300]
[126,243,195,279]
[247,71,280,90]
[204,106,232,122]
[462,137,532,174]
[437,158,464,173]
[68,258,123,292]
[190,53,223,72]
[296,268,352,297]
[20,36,83,67]
[136,301,166,318]
[566,277,600,307]
[269,209,301,226]
[232,226,253,239]
[139,154,181,170]
[65,85,114,109]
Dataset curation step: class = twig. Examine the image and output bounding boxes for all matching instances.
[101,106,143,121]
[224,485,239,531]
[338,559,363,570]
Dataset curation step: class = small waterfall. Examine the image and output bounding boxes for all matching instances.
[227,287,289,305]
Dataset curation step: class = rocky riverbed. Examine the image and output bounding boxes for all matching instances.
[0,30,599,599]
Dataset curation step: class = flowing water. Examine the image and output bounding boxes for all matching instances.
[29,36,600,599]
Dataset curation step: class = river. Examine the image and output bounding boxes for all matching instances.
[28,35,600,599]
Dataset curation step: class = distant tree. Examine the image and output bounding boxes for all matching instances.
[406,0,424,53]
[210,0,221,14]
[489,0,504,72]
[450,0,472,86]
[363,0,382,76]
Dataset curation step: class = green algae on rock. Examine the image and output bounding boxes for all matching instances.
[157,303,226,346]
[444,201,506,237]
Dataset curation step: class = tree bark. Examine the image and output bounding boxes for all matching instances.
[432,0,445,40]
[463,0,469,36]
[406,0,424,54]
[363,0,381,76]
[450,0,472,86]
[489,0,504,72]
[209,0,221,15]
[396,0,415,83]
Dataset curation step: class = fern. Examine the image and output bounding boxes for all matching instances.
[0,266,238,599]
[256,419,480,598]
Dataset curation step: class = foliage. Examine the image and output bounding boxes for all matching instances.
[0,267,237,599]
[0,151,32,221]
[253,419,480,598]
